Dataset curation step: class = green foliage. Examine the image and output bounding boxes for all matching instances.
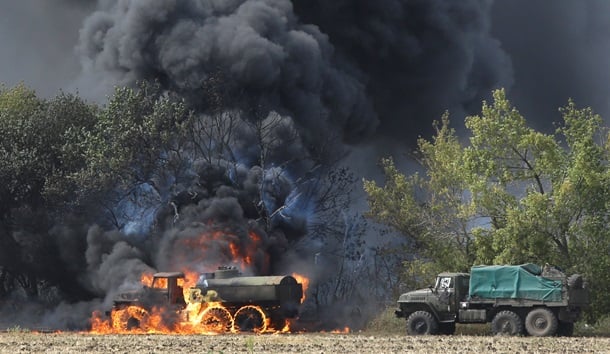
[6,325,30,333]
[575,316,610,336]
[400,259,446,291]
[0,84,98,212]
[0,84,47,209]
[244,337,255,352]
[365,306,405,335]
[364,113,475,287]
[74,82,193,195]
[0,83,99,297]
[365,88,610,321]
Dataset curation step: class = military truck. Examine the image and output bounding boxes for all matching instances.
[111,266,303,332]
[395,264,588,336]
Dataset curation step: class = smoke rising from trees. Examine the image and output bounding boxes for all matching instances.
[1,0,610,330]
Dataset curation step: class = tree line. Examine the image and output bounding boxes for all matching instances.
[5,80,606,325]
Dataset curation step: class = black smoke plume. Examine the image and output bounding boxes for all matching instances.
[491,0,610,129]
[0,0,512,331]
[292,0,513,141]
[17,0,610,331]
[77,0,512,145]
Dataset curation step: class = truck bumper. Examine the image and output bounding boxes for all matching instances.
[395,309,405,318]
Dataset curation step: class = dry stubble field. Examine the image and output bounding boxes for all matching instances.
[0,332,609,354]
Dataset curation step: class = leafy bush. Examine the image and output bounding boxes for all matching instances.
[575,316,610,337]
[365,306,404,335]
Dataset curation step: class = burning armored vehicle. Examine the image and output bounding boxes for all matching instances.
[105,266,304,333]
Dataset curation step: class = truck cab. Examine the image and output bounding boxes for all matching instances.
[395,272,469,333]
[151,272,186,306]
[113,272,186,308]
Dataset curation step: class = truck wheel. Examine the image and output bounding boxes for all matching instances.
[556,321,574,337]
[406,311,438,335]
[111,305,149,331]
[525,308,558,337]
[234,306,267,333]
[491,310,523,336]
[200,306,233,333]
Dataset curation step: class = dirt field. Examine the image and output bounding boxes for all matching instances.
[0,332,609,354]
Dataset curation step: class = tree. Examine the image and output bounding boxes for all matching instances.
[466,91,610,320]
[363,112,476,290]
[365,89,610,320]
[0,83,98,299]
[72,81,195,229]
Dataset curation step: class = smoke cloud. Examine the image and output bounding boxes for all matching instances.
[2,0,610,331]
[75,0,512,145]
[491,0,610,128]
[292,0,513,141]
[76,0,378,145]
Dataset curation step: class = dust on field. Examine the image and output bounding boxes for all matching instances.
[0,332,609,354]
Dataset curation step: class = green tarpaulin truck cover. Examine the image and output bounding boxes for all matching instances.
[469,264,563,301]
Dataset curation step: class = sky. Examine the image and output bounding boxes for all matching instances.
[0,1,94,96]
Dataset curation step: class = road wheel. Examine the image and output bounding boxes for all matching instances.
[491,310,523,336]
[111,305,150,331]
[556,321,574,337]
[406,311,438,335]
[199,306,233,333]
[525,308,558,337]
[234,306,268,333]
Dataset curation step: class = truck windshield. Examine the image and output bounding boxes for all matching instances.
[435,276,453,290]
[152,277,168,289]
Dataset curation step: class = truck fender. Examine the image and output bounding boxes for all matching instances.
[397,303,441,322]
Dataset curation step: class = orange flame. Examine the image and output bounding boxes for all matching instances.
[175,229,268,273]
[88,228,310,335]
[291,273,309,303]
[330,326,351,334]
[141,273,168,289]
[90,270,308,334]
[90,301,282,335]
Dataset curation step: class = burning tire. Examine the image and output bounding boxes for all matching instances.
[406,311,438,335]
[491,310,523,336]
[199,306,233,333]
[525,308,558,337]
[112,305,150,331]
[233,306,268,333]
